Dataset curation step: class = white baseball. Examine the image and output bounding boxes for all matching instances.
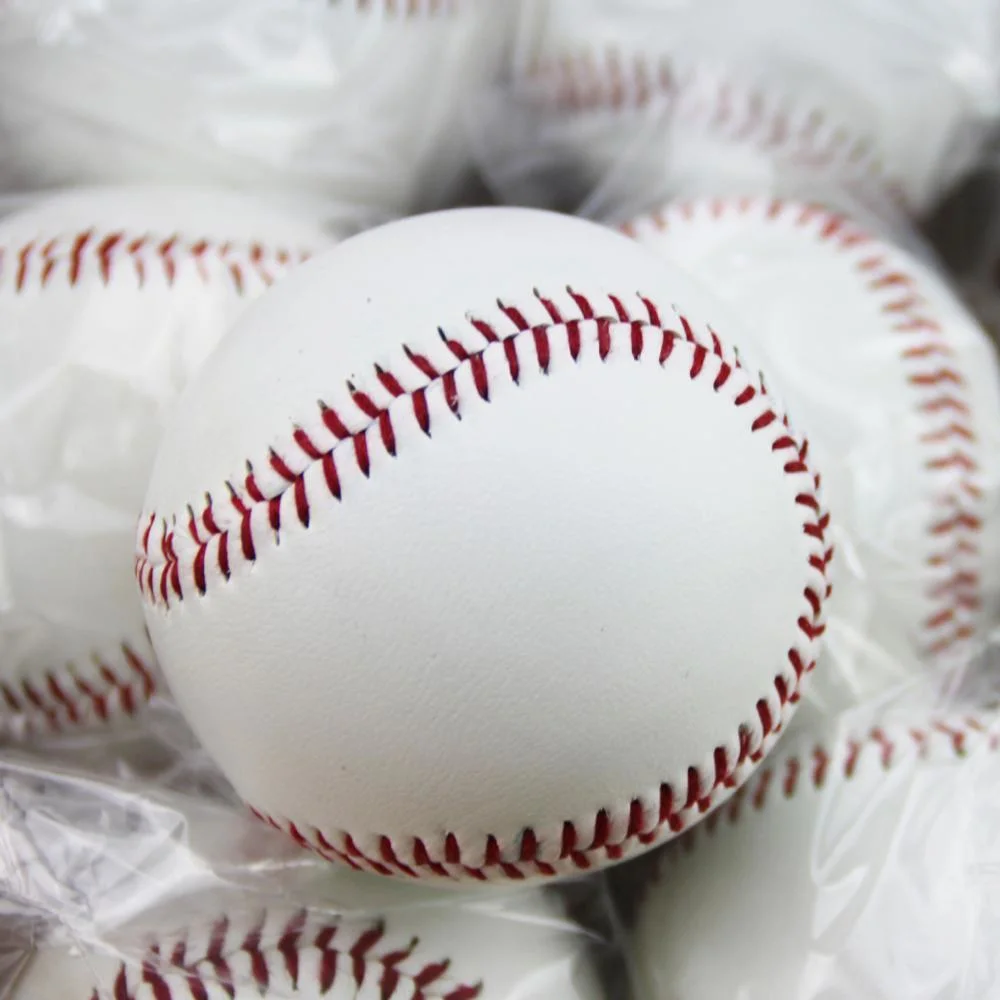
[512,0,999,215]
[10,885,600,999]
[136,206,831,882]
[624,198,1000,706]
[627,708,1000,1000]
[0,1,507,225]
[0,185,333,740]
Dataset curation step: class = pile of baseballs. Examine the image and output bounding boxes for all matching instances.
[2,3,1000,1000]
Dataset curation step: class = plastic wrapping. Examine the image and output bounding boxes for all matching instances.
[4,684,1000,1000]
[615,691,1000,1000]
[473,0,1000,230]
[622,196,1000,713]
[0,185,333,741]
[474,1,1000,714]
[0,0,510,232]
[463,9,1000,992]
[4,6,1000,998]
[0,708,615,999]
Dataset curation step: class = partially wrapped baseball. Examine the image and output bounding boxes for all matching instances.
[136,207,830,882]
[0,184,332,740]
[625,199,1000,706]
[513,0,999,214]
[627,708,1000,1000]
[10,886,599,999]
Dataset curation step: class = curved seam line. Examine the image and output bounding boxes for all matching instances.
[625,198,983,657]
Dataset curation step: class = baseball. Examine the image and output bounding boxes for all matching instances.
[512,0,999,215]
[627,708,1000,1000]
[0,1,506,225]
[9,885,600,999]
[0,184,333,739]
[624,198,1000,706]
[136,206,830,882]
[521,50,896,217]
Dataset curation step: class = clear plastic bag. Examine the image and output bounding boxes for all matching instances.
[0,185,334,743]
[463,16,1000,986]
[613,678,1000,1000]
[615,195,1000,716]
[0,0,511,232]
[473,0,1000,229]
[4,7,1000,995]
[0,713,616,1000]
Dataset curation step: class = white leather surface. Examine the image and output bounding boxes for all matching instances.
[139,207,828,878]
[627,199,1000,708]
[0,186,332,737]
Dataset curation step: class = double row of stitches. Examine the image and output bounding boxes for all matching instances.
[0,228,308,294]
[136,285,831,880]
[0,228,311,735]
[106,909,480,1000]
[627,198,984,658]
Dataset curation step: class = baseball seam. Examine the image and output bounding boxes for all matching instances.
[623,198,983,658]
[96,908,481,1000]
[689,713,999,846]
[357,0,464,15]
[619,710,999,922]
[0,642,157,737]
[525,49,903,205]
[134,286,831,880]
[0,229,310,296]
[0,227,313,736]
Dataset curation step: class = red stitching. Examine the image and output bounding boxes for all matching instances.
[0,229,311,295]
[136,287,830,880]
[0,642,157,738]
[632,711,999,902]
[526,49,904,206]
[356,0,462,14]
[691,713,999,844]
[88,907,482,999]
[624,199,985,658]
[0,228,318,735]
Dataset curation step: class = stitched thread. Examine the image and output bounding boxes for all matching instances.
[688,713,999,847]
[623,198,984,658]
[622,711,1000,913]
[134,286,831,880]
[0,227,314,735]
[88,908,482,1000]
[0,229,311,295]
[0,642,157,738]
[525,49,903,205]
[357,0,463,13]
